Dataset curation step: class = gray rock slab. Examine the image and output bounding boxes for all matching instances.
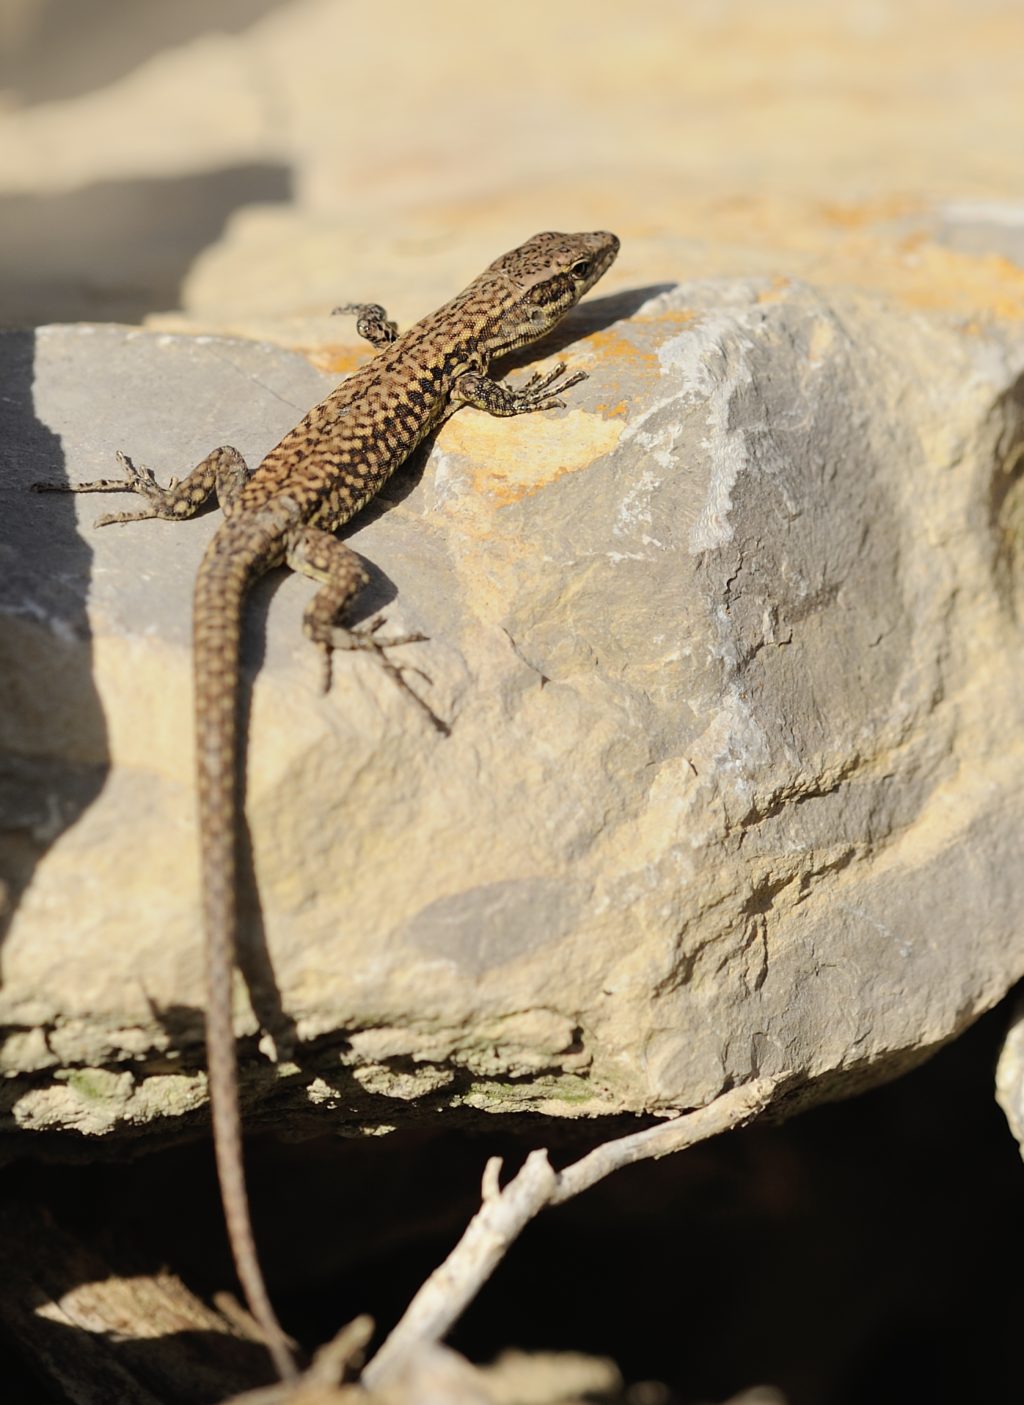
[2,283,1023,1144]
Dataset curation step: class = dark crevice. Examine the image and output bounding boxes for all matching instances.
[0,1001,1020,1403]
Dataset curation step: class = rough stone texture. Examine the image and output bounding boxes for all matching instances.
[3,0,1024,1149]
[2,275,1023,1142]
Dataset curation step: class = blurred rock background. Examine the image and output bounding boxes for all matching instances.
[1,0,1021,339]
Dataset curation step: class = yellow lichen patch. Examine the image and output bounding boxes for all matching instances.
[443,406,623,506]
[587,326,662,369]
[581,327,664,407]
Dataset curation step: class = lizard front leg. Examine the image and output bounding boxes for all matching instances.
[32,445,252,525]
[451,361,588,417]
[331,302,399,349]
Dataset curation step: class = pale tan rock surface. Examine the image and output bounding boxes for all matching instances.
[2,271,1023,1136]
[2,0,1023,1142]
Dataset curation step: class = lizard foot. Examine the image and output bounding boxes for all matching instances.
[514,362,589,411]
[316,617,448,735]
[32,451,182,524]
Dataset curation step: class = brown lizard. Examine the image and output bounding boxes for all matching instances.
[34,230,620,1380]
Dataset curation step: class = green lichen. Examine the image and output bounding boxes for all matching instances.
[457,1072,603,1109]
[63,1067,129,1104]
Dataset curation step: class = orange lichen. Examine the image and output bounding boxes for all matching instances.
[586,326,661,367]
[630,307,698,330]
[304,345,373,375]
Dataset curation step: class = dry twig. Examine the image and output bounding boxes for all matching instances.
[364,1076,780,1389]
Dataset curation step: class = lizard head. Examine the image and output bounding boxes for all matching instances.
[479,230,620,356]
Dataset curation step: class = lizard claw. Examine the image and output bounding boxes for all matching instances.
[520,361,570,395]
[332,614,428,654]
[317,618,448,734]
[317,615,428,689]
[31,448,172,525]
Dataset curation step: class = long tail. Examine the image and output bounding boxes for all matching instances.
[194,541,297,1381]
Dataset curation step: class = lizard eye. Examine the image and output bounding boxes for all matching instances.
[570,259,591,279]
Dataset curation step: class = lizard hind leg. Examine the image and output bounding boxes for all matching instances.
[286,525,426,695]
[31,445,251,526]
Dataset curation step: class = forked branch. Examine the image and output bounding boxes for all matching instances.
[363,1076,781,1389]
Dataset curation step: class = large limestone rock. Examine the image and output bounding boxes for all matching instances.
[2,277,1023,1143]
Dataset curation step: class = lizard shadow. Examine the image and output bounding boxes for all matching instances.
[0,330,108,965]
[507,283,678,365]
[0,156,294,963]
